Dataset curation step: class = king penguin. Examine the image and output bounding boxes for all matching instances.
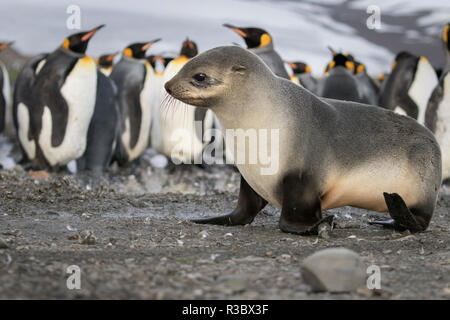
[352,59,380,105]
[223,24,290,79]
[378,51,438,122]
[110,40,161,165]
[147,55,168,151]
[285,61,317,92]
[0,42,13,134]
[13,25,116,171]
[425,22,450,183]
[97,52,118,76]
[316,51,366,102]
[152,39,215,164]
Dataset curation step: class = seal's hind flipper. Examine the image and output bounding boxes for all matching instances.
[368,217,397,228]
[382,192,425,233]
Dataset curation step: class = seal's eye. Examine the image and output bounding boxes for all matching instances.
[193,73,207,82]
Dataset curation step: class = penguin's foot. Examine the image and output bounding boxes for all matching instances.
[27,170,50,180]
[369,193,425,233]
[279,215,334,236]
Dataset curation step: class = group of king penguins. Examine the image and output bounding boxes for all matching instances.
[0,22,450,184]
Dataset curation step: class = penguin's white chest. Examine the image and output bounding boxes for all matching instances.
[157,59,214,163]
[1,62,10,109]
[408,57,438,124]
[434,74,450,180]
[121,63,154,161]
[39,57,97,166]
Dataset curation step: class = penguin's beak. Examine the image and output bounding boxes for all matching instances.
[286,61,297,70]
[327,46,337,56]
[142,38,161,51]
[81,24,105,42]
[106,52,118,62]
[0,41,14,51]
[223,24,247,38]
[153,56,165,64]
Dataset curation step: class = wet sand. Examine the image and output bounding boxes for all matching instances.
[0,158,449,299]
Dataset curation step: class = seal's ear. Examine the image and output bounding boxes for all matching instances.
[232,64,247,74]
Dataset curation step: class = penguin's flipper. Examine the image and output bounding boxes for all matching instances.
[369,192,425,233]
[42,76,70,147]
[12,53,48,130]
[0,90,5,134]
[424,75,444,132]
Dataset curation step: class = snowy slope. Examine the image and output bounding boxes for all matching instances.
[0,0,449,76]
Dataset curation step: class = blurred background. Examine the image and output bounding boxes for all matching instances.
[1,0,450,77]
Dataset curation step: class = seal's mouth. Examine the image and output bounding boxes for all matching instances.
[164,81,205,107]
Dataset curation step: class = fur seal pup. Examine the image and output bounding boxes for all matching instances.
[165,46,442,234]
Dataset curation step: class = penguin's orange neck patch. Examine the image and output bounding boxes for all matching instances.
[325,61,335,73]
[259,33,271,47]
[443,24,449,44]
[80,56,93,64]
[123,48,133,58]
[62,38,70,50]
[391,60,397,70]
[174,55,190,65]
[345,61,355,71]
[356,64,365,74]
[305,65,311,73]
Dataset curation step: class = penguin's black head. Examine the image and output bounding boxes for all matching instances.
[0,41,14,52]
[97,52,118,68]
[223,24,272,49]
[123,39,161,59]
[180,39,198,58]
[163,56,174,67]
[324,51,355,73]
[146,55,157,68]
[62,25,105,54]
[391,51,415,70]
[286,61,311,75]
[443,23,450,51]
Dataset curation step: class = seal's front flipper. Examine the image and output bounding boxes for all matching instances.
[280,215,334,235]
[381,192,426,233]
[278,172,330,235]
[190,175,267,226]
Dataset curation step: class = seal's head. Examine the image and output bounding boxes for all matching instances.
[165,46,272,109]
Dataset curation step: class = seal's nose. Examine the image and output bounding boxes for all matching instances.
[164,81,172,95]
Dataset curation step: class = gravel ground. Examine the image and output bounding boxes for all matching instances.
[0,151,449,300]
